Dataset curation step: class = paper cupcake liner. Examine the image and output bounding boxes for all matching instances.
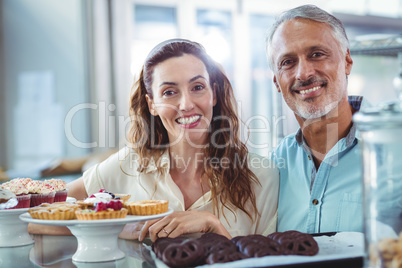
[54,189,68,202]
[12,194,31,209]
[30,192,56,207]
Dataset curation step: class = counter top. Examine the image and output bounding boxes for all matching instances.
[0,232,364,268]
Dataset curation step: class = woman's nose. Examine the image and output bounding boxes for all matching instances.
[179,93,194,111]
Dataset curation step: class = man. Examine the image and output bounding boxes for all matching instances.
[267,5,366,233]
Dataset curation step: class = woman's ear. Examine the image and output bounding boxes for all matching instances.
[213,83,217,106]
[145,94,158,116]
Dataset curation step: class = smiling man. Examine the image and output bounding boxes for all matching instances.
[266,5,367,233]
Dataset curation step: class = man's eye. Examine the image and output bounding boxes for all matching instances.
[283,60,292,65]
[312,52,324,58]
[279,59,293,69]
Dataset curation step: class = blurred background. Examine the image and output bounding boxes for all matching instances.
[0,0,401,181]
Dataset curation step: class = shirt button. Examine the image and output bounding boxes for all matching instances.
[312,199,319,205]
[308,155,311,160]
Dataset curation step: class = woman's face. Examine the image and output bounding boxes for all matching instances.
[146,53,217,147]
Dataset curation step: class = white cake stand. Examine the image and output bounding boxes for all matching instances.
[20,208,173,262]
[0,208,34,247]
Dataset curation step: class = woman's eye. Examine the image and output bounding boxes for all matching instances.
[193,85,204,91]
[162,90,175,96]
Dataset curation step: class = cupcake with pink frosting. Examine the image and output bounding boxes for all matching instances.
[0,178,31,209]
[26,180,56,207]
[45,179,68,202]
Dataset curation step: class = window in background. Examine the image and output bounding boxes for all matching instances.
[195,9,233,79]
[246,14,278,156]
[131,5,178,78]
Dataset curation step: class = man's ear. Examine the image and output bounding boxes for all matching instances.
[273,77,281,93]
[345,49,353,75]
[213,83,217,106]
[145,94,158,116]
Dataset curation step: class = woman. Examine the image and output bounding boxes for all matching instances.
[67,39,279,241]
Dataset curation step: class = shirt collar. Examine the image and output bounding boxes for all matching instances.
[142,150,170,174]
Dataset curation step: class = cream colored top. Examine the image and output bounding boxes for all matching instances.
[83,147,279,237]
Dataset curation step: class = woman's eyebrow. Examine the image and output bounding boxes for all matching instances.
[189,75,206,83]
[159,81,177,87]
[158,75,206,87]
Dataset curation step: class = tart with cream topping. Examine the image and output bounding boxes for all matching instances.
[75,200,128,220]
[76,189,130,209]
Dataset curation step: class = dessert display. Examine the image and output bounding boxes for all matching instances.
[28,202,81,220]
[370,232,402,268]
[0,179,31,209]
[152,230,319,267]
[45,179,68,202]
[75,200,128,220]
[125,199,169,215]
[76,189,130,209]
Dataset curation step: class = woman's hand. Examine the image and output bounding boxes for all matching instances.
[147,211,231,242]
[119,219,160,240]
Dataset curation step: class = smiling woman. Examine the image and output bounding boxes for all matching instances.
[146,54,217,145]
[63,39,279,242]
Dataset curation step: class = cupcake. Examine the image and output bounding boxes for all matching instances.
[75,200,128,220]
[124,200,169,215]
[0,188,15,204]
[26,180,56,207]
[45,179,68,202]
[28,202,81,220]
[0,180,31,209]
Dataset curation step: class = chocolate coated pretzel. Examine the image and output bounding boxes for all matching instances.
[235,234,283,257]
[274,230,319,256]
[162,239,205,267]
[206,247,247,264]
[152,237,186,259]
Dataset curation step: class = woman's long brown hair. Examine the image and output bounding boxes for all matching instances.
[127,39,259,220]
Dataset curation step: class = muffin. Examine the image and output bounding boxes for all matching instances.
[75,200,128,220]
[0,180,31,209]
[28,202,81,220]
[45,179,68,202]
[26,180,56,207]
[125,200,169,215]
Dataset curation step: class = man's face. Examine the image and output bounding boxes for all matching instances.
[271,19,353,120]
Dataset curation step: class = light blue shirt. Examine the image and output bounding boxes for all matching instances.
[273,96,366,233]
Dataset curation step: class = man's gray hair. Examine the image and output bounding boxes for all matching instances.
[266,5,349,70]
